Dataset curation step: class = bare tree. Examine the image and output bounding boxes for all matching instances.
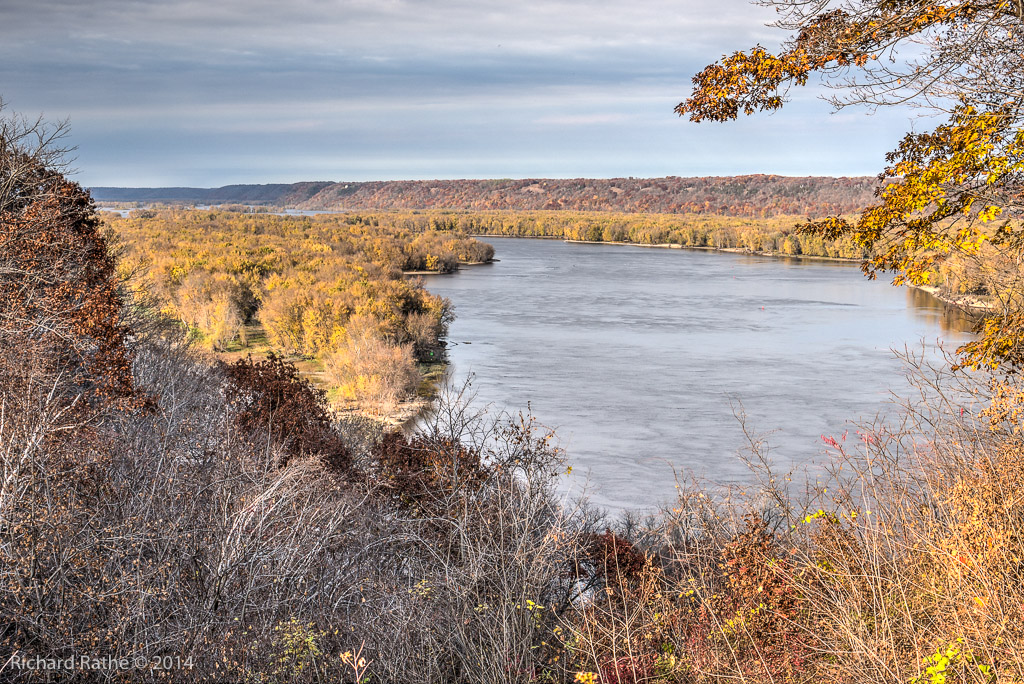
[0,98,75,216]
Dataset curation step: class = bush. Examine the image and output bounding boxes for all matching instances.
[223,352,352,473]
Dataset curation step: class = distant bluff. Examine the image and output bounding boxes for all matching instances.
[91,175,879,217]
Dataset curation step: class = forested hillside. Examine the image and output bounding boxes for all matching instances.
[93,174,878,216]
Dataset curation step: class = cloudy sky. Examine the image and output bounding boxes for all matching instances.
[1,0,928,187]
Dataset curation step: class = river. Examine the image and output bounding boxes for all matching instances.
[420,238,974,513]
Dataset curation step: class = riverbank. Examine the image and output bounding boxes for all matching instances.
[910,283,996,315]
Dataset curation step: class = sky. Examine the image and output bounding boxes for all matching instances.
[1,0,932,187]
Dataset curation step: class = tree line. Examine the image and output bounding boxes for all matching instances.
[407,209,870,258]
[353,208,1010,314]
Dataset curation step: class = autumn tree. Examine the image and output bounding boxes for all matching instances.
[0,100,145,673]
[324,316,422,414]
[678,0,1024,369]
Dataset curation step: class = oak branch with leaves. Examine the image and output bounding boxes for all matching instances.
[679,0,1024,370]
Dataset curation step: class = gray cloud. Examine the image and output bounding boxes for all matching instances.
[5,0,780,56]
[0,0,918,185]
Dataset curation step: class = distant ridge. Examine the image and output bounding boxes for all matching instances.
[91,175,879,217]
[90,182,333,205]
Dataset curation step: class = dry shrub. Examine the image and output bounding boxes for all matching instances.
[343,386,586,684]
[766,360,1024,684]
[587,530,648,584]
[565,553,665,684]
[563,511,813,684]
[0,331,361,682]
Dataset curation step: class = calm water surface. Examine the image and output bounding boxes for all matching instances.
[421,238,974,512]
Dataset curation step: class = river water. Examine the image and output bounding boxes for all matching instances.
[420,238,974,513]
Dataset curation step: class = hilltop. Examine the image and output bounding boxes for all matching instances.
[91,174,878,217]
[89,181,334,205]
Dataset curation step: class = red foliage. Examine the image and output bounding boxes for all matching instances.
[587,530,647,583]
[0,161,134,408]
[222,353,351,473]
[598,653,656,684]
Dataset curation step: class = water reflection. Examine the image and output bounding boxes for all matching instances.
[905,286,979,334]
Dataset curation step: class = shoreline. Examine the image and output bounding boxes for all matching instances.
[562,237,860,262]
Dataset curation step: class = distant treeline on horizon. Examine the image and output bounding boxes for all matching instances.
[90,174,878,218]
